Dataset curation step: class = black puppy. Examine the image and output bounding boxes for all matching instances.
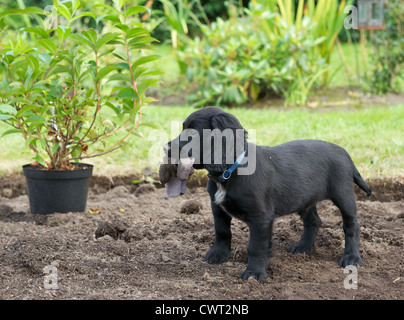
[166,107,371,281]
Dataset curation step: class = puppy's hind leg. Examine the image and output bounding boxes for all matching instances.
[332,193,362,267]
[240,219,274,281]
[288,206,322,254]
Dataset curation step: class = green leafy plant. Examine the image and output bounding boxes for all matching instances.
[158,0,209,50]
[176,2,329,107]
[0,0,161,170]
[255,0,352,86]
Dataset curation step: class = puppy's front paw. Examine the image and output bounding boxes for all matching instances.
[240,268,267,281]
[339,253,363,268]
[204,245,230,264]
[288,241,313,254]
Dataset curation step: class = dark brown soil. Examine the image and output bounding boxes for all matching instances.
[0,174,403,300]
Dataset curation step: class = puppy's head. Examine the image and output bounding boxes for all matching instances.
[165,107,247,173]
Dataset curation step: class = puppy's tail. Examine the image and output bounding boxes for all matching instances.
[353,166,371,197]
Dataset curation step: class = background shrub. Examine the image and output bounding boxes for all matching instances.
[367,0,404,94]
[176,1,339,106]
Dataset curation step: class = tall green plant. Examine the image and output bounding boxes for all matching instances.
[0,0,161,170]
[158,0,206,49]
[255,0,352,85]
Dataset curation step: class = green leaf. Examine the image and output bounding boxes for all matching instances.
[0,104,17,115]
[114,23,129,33]
[131,55,160,69]
[72,0,82,13]
[132,66,147,81]
[108,73,132,82]
[97,14,121,24]
[137,78,159,95]
[112,47,128,61]
[98,48,115,59]
[105,102,120,115]
[70,12,96,23]
[56,26,71,41]
[38,52,51,65]
[117,88,138,99]
[38,39,58,54]
[23,26,49,38]
[54,3,71,21]
[24,65,34,90]
[3,54,15,64]
[139,121,160,130]
[96,66,118,81]
[32,82,48,90]
[33,154,46,167]
[126,28,149,39]
[51,143,60,155]
[70,33,94,49]
[0,7,47,20]
[124,6,148,18]
[129,105,141,122]
[141,70,164,77]
[15,104,39,117]
[23,114,46,124]
[128,36,159,47]
[47,65,70,78]
[25,54,39,70]
[92,4,121,15]
[1,128,24,137]
[96,33,120,52]
[0,114,15,120]
[82,29,97,45]
[114,62,130,70]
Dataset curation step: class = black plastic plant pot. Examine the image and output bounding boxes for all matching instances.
[23,163,93,215]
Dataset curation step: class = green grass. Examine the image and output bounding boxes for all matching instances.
[1,104,403,179]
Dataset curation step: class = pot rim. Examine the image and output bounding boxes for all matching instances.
[22,162,93,171]
[23,162,93,180]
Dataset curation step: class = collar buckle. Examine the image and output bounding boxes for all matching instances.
[207,150,246,184]
[222,170,231,180]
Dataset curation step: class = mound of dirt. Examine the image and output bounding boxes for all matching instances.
[180,200,202,215]
[0,174,403,300]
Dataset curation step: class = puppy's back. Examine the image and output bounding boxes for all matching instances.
[260,140,355,214]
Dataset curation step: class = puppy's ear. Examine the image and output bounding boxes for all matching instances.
[209,113,248,142]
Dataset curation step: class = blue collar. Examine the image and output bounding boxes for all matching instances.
[207,150,246,183]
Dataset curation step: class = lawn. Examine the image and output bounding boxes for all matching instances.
[1,103,403,180]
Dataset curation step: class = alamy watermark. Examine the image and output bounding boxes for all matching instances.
[43,265,58,290]
[344,5,360,30]
[344,265,358,290]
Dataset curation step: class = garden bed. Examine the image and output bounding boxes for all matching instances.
[0,174,403,300]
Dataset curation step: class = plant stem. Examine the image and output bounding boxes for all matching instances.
[80,51,101,143]
[68,144,123,161]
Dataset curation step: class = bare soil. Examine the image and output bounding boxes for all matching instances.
[0,174,403,300]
